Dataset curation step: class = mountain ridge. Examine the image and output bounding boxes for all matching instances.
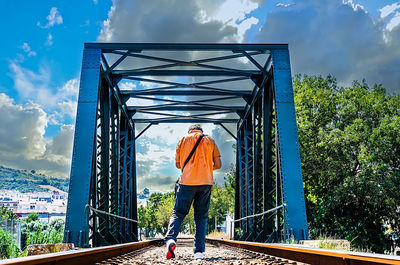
[0,165,69,193]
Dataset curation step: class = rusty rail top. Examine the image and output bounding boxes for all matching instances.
[0,239,163,265]
[206,238,400,265]
[2,238,400,265]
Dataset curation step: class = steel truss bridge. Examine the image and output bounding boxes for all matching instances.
[64,43,308,248]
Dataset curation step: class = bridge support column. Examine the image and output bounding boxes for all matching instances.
[64,48,101,247]
[272,49,308,241]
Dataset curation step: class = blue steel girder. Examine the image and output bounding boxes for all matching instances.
[121,90,251,96]
[65,43,308,247]
[65,48,101,247]
[110,50,263,72]
[244,118,254,240]
[237,128,248,237]
[262,83,276,241]
[271,49,308,240]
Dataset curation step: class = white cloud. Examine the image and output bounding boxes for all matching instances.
[387,12,400,31]
[277,3,292,8]
[254,0,400,93]
[93,0,98,4]
[9,62,79,120]
[20,43,36,57]
[197,0,261,41]
[45,34,53,46]
[98,0,244,43]
[0,93,74,177]
[379,2,400,19]
[119,81,136,91]
[38,7,63,29]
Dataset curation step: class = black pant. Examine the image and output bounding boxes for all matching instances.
[164,184,212,253]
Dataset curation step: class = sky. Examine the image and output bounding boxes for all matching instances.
[0,0,399,193]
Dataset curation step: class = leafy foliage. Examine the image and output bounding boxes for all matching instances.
[138,182,235,236]
[294,75,400,252]
[207,185,233,232]
[0,165,69,193]
[21,213,64,249]
[0,228,20,259]
[0,206,18,220]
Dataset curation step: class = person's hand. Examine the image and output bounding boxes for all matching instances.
[213,156,221,170]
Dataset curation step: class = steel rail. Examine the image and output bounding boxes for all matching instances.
[206,238,400,265]
[2,237,399,265]
[0,239,163,265]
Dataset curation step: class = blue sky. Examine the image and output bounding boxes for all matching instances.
[0,0,399,193]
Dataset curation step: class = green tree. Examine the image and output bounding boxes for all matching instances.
[138,192,175,236]
[0,206,18,220]
[0,228,20,259]
[294,75,400,252]
[207,185,232,232]
[21,214,64,249]
[155,195,175,234]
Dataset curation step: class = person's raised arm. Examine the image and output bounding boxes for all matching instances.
[212,140,222,170]
[213,156,221,170]
[175,139,182,169]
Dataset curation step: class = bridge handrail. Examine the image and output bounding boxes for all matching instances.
[84,205,141,246]
[228,204,286,240]
[85,205,140,224]
[231,204,286,223]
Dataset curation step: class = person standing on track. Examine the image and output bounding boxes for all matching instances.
[165,124,222,260]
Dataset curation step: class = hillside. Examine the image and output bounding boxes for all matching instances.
[0,165,69,193]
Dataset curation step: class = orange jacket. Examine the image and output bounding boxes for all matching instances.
[176,130,221,185]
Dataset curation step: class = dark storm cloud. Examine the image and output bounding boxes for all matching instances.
[254,0,400,93]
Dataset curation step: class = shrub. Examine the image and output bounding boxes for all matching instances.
[0,228,20,259]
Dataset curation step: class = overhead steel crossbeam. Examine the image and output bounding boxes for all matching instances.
[65,43,309,249]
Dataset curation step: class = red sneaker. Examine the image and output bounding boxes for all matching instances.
[166,239,176,259]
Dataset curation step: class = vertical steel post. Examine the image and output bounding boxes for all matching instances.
[64,48,101,247]
[98,81,111,244]
[253,97,263,241]
[119,114,128,240]
[272,48,309,241]
[110,96,120,242]
[234,138,241,240]
[244,114,254,241]
[262,82,275,242]
[237,126,247,239]
[131,123,138,240]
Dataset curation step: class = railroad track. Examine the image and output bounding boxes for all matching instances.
[1,237,400,265]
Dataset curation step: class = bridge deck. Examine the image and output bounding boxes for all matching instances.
[95,237,304,265]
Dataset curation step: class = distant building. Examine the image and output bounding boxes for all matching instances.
[0,189,68,222]
[0,201,18,212]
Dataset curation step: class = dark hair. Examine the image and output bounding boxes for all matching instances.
[188,124,203,132]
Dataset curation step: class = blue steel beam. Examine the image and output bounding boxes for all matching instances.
[85,43,288,51]
[271,48,308,241]
[135,123,152,140]
[134,110,238,119]
[121,90,251,96]
[65,48,101,247]
[127,95,244,107]
[127,60,258,74]
[113,70,259,77]
[100,54,134,132]
[217,123,237,140]
[111,50,262,65]
[122,77,250,92]
[131,118,238,123]
[127,105,243,111]
[237,55,273,131]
